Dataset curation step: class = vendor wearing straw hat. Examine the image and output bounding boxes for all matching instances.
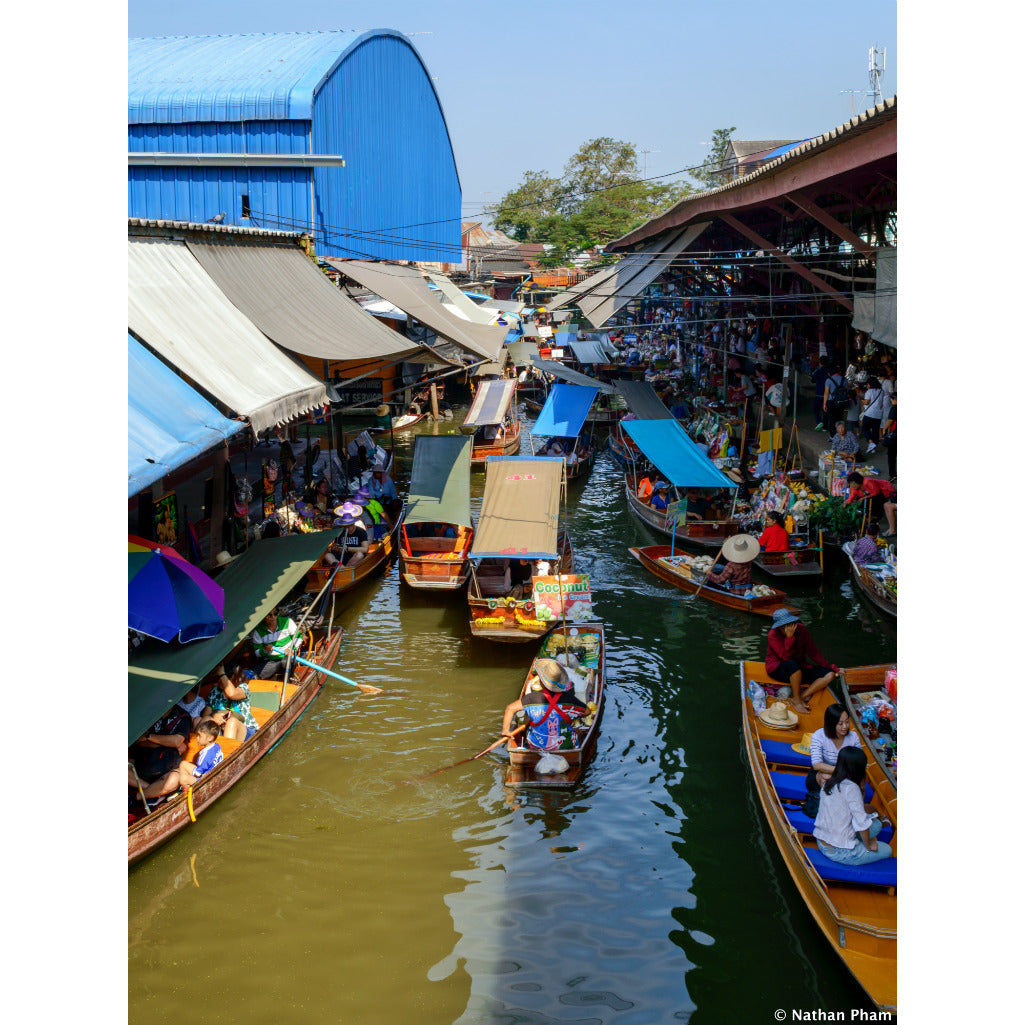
[705,534,759,591]
[765,608,843,716]
[500,659,586,752]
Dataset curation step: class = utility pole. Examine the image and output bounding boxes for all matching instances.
[868,45,886,107]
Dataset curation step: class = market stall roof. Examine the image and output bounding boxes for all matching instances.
[425,271,497,325]
[332,260,507,362]
[612,380,674,420]
[530,356,615,394]
[470,457,564,559]
[405,435,473,527]
[621,419,737,489]
[481,297,526,314]
[531,383,599,439]
[506,340,539,365]
[462,378,516,427]
[577,222,710,328]
[520,321,540,337]
[127,531,333,744]
[570,340,612,364]
[470,361,504,377]
[128,334,246,497]
[187,240,431,363]
[128,238,327,434]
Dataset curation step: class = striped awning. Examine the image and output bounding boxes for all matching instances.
[462,378,516,427]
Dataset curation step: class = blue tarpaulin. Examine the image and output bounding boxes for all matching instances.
[531,383,599,439]
[621,419,737,489]
[128,334,246,497]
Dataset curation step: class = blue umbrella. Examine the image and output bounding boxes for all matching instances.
[128,540,225,643]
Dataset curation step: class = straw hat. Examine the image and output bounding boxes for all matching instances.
[722,534,759,564]
[791,732,814,756]
[375,404,389,416]
[533,658,571,693]
[215,550,235,567]
[757,701,799,729]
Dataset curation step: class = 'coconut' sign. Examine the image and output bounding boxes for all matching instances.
[532,575,593,621]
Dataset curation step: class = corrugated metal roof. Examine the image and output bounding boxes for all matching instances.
[129,30,364,123]
[611,96,897,251]
[128,217,300,241]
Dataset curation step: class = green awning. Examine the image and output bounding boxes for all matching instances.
[128,531,333,744]
[405,435,473,527]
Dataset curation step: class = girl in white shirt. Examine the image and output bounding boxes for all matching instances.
[813,747,892,866]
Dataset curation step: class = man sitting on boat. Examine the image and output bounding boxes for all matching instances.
[704,534,759,591]
[368,464,401,521]
[333,506,370,566]
[500,659,587,752]
[249,610,303,680]
[850,522,883,565]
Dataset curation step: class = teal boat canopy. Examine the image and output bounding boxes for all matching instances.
[621,419,737,489]
[531,383,598,439]
[127,531,333,744]
[405,435,473,527]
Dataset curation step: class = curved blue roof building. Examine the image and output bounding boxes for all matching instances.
[128,30,461,261]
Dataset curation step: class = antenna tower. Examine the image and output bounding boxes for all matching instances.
[868,45,886,107]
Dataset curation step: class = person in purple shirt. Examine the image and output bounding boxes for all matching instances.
[850,523,883,565]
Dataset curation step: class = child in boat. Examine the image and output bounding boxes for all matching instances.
[500,659,586,752]
[178,720,224,786]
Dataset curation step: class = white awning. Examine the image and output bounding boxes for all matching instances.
[187,241,431,363]
[331,261,507,362]
[425,271,496,325]
[127,238,326,434]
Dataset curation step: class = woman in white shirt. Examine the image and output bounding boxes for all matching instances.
[860,376,886,453]
[813,747,892,866]
[810,703,862,787]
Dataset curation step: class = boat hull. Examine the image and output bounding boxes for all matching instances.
[305,508,403,594]
[842,543,897,619]
[739,661,897,1012]
[470,421,522,464]
[399,525,473,591]
[625,481,739,549]
[753,547,823,578]
[506,622,606,788]
[629,545,794,616]
[128,630,342,866]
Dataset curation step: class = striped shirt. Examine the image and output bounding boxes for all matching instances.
[250,616,301,661]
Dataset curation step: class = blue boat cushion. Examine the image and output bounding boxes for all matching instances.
[784,806,893,844]
[761,739,811,768]
[804,846,897,888]
[769,770,874,804]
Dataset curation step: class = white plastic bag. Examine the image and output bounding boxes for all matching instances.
[746,681,767,713]
[535,753,570,775]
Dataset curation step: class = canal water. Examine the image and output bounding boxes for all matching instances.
[129,413,896,1024]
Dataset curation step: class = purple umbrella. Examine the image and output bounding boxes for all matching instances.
[128,542,225,643]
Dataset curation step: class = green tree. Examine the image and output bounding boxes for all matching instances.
[487,170,568,242]
[690,126,736,189]
[562,137,640,207]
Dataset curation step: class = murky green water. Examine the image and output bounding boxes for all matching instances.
[129,414,896,1024]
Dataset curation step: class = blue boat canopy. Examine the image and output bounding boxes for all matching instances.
[531,383,599,439]
[621,419,737,489]
[128,334,246,497]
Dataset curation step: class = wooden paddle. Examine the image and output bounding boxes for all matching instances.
[684,542,727,602]
[407,725,526,783]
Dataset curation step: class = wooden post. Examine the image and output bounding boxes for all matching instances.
[430,382,439,420]
[208,441,227,571]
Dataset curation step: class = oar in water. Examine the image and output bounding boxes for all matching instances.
[292,655,385,695]
[683,542,726,602]
[408,725,527,783]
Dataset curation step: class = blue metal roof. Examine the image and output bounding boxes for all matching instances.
[128,334,245,497]
[129,30,361,123]
[620,419,737,489]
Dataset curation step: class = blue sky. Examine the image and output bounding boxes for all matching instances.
[127,0,898,222]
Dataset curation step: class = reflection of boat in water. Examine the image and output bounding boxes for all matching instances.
[129,533,344,866]
[399,435,474,591]
[739,660,897,1013]
[505,621,606,788]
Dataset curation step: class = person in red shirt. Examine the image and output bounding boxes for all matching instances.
[844,472,897,537]
[758,511,789,552]
[765,608,843,715]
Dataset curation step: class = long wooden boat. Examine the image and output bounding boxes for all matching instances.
[753,543,824,579]
[129,629,340,866]
[470,419,521,464]
[629,545,794,616]
[468,532,574,642]
[305,505,404,594]
[740,661,897,1013]
[390,412,426,432]
[625,481,740,549]
[565,447,596,482]
[608,432,641,467]
[400,522,474,590]
[842,541,897,619]
[506,621,606,788]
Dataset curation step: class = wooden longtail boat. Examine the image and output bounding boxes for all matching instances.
[739,661,897,1013]
[625,481,740,549]
[305,505,404,595]
[753,543,823,579]
[842,541,897,619]
[399,436,475,591]
[128,533,344,866]
[628,545,794,616]
[468,532,574,642]
[390,412,426,432]
[470,418,521,463]
[462,378,523,465]
[506,621,606,788]
[531,381,601,485]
